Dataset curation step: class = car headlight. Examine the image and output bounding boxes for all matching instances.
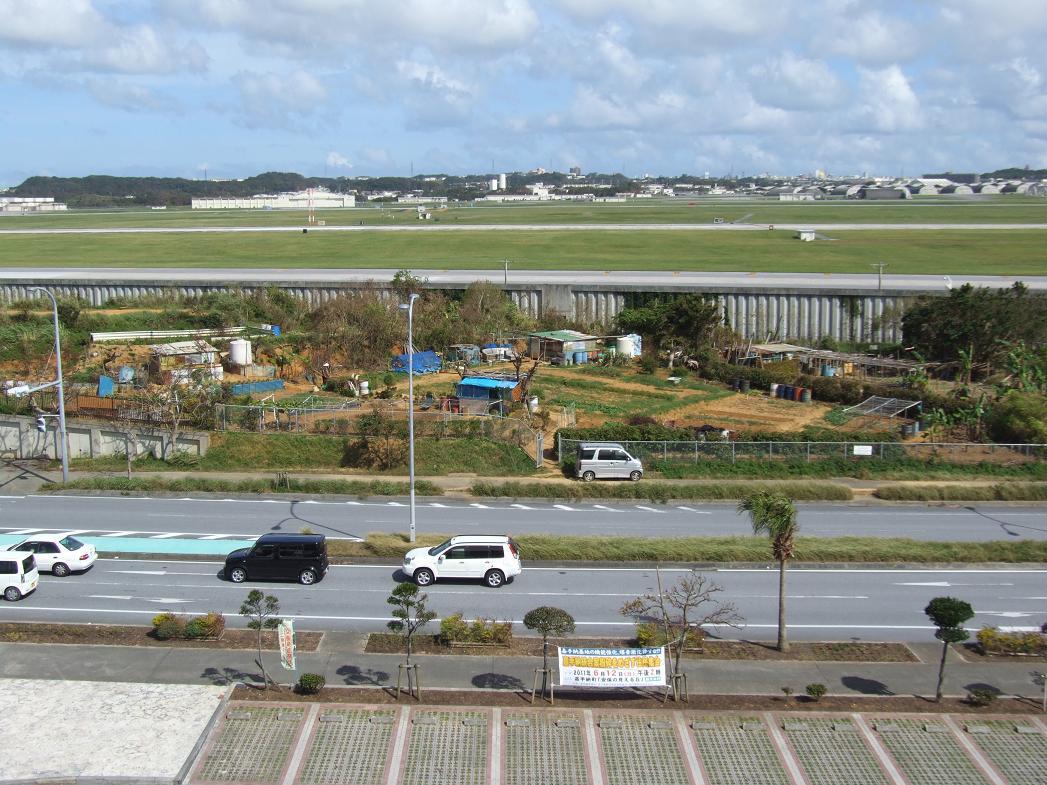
[403,556,413,564]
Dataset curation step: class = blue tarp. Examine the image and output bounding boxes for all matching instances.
[391,350,441,374]
[97,376,115,397]
[459,377,518,389]
[230,379,285,395]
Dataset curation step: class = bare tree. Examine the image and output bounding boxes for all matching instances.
[621,569,742,699]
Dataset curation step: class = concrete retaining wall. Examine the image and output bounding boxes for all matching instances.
[0,415,210,461]
[0,279,915,342]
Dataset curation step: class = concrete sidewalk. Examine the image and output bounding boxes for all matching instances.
[2,635,1044,701]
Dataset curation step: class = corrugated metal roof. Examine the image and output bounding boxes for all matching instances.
[458,377,519,390]
[529,330,597,342]
[151,340,218,355]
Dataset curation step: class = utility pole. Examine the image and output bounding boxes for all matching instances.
[503,259,510,287]
[871,262,888,291]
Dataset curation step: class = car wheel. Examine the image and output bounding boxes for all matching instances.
[229,567,247,583]
[629,470,642,482]
[4,586,22,602]
[485,569,505,588]
[582,471,596,482]
[299,569,317,585]
[414,568,434,587]
[52,562,70,577]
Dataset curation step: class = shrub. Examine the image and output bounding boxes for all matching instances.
[198,611,226,639]
[805,683,827,701]
[297,673,326,695]
[183,617,209,639]
[439,612,512,645]
[152,613,186,640]
[976,625,1047,655]
[638,354,658,375]
[966,688,998,707]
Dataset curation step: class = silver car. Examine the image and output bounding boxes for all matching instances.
[575,442,643,482]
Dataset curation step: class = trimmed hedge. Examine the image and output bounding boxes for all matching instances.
[471,480,853,502]
[42,476,444,497]
[875,483,1047,501]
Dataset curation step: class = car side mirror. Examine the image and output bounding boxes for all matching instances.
[437,556,444,563]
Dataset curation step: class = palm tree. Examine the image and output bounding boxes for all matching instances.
[737,491,798,652]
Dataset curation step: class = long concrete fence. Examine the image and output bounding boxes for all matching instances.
[0,414,210,462]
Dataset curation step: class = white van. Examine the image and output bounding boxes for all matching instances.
[576,442,643,482]
[402,535,521,588]
[0,552,40,601]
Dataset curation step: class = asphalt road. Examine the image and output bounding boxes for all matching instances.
[1,266,1044,292]
[4,556,1044,642]
[1,494,1045,544]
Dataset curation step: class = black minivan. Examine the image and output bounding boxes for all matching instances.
[224,533,329,585]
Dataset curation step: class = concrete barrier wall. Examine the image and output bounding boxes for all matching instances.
[0,415,210,461]
[0,279,913,342]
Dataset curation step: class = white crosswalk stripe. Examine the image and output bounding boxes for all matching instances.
[150,533,183,539]
[6,528,42,535]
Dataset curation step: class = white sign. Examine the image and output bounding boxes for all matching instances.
[852,445,873,456]
[278,619,296,671]
[558,647,666,688]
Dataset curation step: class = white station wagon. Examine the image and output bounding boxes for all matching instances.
[8,534,98,577]
[402,535,521,588]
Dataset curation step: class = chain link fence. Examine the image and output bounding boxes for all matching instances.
[557,437,1047,466]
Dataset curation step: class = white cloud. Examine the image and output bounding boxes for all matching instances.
[326,151,351,168]
[85,26,208,74]
[0,0,107,47]
[749,53,846,111]
[231,70,328,129]
[852,65,921,133]
[826,11,917,66]
[85,79,181,114]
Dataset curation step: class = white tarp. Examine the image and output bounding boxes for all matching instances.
[558,646,666,688]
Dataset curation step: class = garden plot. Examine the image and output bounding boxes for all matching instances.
[780,715,891,785]
[194,706,305,784]
[872,717,991,785]
[596,713,689,785]
[503,711,590,785]
[401,710,488,785]
[687,715,791,785]
[298,708,396,785]
[963,718,1047,785]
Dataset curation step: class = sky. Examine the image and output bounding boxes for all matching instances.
[2,0,1047,185]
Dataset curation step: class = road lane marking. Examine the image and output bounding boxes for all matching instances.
[896,581,1016,587]
[150,533,183,539]
[553,505,574,511]
[386,501,405,506]
[674,506,711,514]
[198,534,230,540]
[6,528,42,535]
[101,531,138,537]
[428,503,447,507]
[721,568,1047,574]
[591,505,619,512]
[634,506,663,513]
[470,503,491,508]
[510,504,533,510]
[147,513,191,518]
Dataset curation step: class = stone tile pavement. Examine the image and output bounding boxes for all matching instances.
[0,678,227,782]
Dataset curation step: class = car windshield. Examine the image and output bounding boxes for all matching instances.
[59,536,84,551]
[427,538,454,557]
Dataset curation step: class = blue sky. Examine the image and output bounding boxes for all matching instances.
[2,0,1046,185]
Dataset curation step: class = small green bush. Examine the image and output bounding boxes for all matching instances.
[805,683,827,701]
[297,673,326,695]
[635,622,704,650]
[152,614,186,640]
[183,618,209,639]
[966,688,998,707]
[977,625,1047,655]
[198,611,226,639]
[439,612,512,645]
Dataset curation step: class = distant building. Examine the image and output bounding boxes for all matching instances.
[527,330,599,364]
[0,197,67,213]
[191,189,355,209]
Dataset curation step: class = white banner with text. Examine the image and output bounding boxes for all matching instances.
[558,647,666,688]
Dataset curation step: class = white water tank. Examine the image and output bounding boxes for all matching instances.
[359,380,370,396]
[615,336,633,356]
[229,339,252,366]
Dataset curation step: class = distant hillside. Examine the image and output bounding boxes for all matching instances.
[922,167,1047,182]
[6,170,633,206]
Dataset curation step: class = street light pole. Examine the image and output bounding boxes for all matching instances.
[399,293,420,543]
[28,287,69,483]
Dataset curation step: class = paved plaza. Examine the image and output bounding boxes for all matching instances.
[187,701,1047,785]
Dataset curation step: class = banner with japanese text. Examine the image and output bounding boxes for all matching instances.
[558,646,666,688]
[278,619,296,671]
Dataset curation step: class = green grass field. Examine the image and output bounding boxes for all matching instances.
[4,196,1047,228]
[2,227,1045,275]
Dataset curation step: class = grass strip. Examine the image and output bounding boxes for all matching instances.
[875,482,1047,501]
[41,476,443,497]
[332,531,1047,564]
[471,480,853,502]
[654,458,1047,481]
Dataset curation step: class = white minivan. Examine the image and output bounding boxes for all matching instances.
[576,442,643,482]
[402,535,521,588]
[0,552,39,601]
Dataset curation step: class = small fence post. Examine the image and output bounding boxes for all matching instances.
[731,442,736,464]
[663,441,667,461]
[806,442,810,463]
[694,441,698,464]
[768,442,772,460]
